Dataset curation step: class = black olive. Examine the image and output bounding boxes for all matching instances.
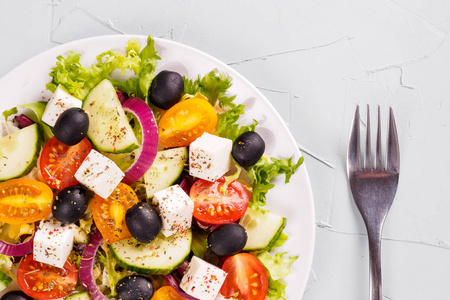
[208,223,247,256]
[232,131,265,167]
[0,291,33,300]
[116,275,154,300]
[125,202,161,243]
[149,70,184,109]
[53,185,88,224]
[53,107,89,146]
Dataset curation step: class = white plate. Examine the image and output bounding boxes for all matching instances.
[0,35,315,299]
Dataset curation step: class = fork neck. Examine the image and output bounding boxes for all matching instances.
[366,222,383,300]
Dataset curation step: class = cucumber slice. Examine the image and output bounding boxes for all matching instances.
[64,291,90,300]
[83,79,139,153]
[0,124,41,181]
[239,207,286,251]
[143,147,188,198]
[111,229,192,275]
[0,271,12,292]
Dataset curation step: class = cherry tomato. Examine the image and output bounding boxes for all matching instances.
[220,253,268,300]
[158,97,217,147]
[0,179,52,224]
[40,136,92,190]
[17,254,78,299]
[93,182,139,244]
[189,177,249,224]
[151,286,185,300]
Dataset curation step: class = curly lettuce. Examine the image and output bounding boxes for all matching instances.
[47,36,160,101]
[247,156,303,209]
[184,70,236,109]
[257,251,298,300]
[98,244,128,297]
[216,104,258,142]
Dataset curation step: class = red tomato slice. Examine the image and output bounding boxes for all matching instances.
[40,136,92,190]
[220,253,269,300]
[189,177,249,224]
[17,254,78,299]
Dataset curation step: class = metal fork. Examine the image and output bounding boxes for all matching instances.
[347,105,400,300]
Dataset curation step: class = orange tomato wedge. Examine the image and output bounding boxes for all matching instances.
[152,286,185,300]
[92,182,139,244]
[0,179,53,224]
[158,97,217,148]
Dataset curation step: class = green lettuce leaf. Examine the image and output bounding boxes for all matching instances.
[191,229,209,259]
[111,78,137,96]
[135,36,160,101]
[18,101,47,121]
[47,36,159,101]
[216,104,258,142]
[18,101,54,140]
[183,70,236,109]
[267,277,287,300]
[247,156,304,209]
[0,254,13,274]
[2,107,18,122]
[221,157,242,192]
[98,245,128,297]
[257,251,298,281]
[257,251,298,300]
[2,101,53,141]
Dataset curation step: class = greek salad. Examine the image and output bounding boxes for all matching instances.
[0,35,303,300]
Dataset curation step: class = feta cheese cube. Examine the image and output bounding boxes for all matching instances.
[152,185,194,237]
[33,219,75,268]
[74,150,125,199]
[42,85,82,127]
[189,133,232,182]
[180,256,228,300]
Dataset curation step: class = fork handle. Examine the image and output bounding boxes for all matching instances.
[367,226,383,300]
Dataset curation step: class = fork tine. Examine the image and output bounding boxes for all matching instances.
[365,105,371,170]
[375,106,382,170]
[386,107,400,172]
[347,105,361,172]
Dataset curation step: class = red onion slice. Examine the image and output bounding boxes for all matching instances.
[121,97,159,185]
[14,114,34,129]
[0,223,37,256]
[177,260,189,276]
[179,173,195,195]
[116,91,128,105]
[162,274,200,300]
[79,228,109,300]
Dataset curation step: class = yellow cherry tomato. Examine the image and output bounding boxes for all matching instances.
[158,97,217,148]
[0,179,53,224]
[152,286,185,300]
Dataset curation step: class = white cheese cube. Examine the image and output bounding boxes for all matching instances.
[33,219,74,268]
[74,149,125,199]
[42,85,82,127]
[152,185,194,237]
[189,133,232,182]
[180,256,228,300]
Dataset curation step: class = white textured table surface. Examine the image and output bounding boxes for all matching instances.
[1,1,450,299]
